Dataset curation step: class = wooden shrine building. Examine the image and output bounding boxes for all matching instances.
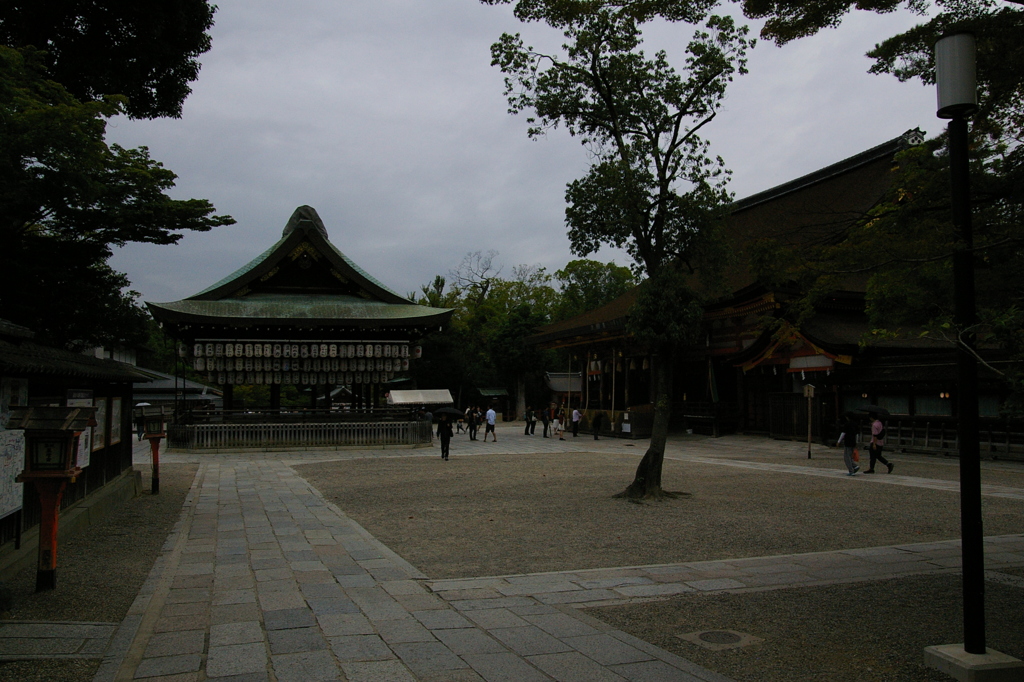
[529,129,1023,456]
[147,206,452,449]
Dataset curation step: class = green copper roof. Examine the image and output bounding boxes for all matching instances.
[148,294,450,325]
[191,206,403,301]
[146,206,452,332]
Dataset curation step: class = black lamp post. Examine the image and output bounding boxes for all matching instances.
[936,30,985,656]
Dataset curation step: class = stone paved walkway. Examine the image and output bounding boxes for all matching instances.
[94,455,733,681]
[3,428,1023,681]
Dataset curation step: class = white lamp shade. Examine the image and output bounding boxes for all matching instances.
[935,33,977,118]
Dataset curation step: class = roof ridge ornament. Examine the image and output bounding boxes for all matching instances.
[282,205,329,239]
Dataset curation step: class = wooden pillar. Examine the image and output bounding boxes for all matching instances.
[32,479,68,591]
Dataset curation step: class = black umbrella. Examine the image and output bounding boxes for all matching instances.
[433,407,464,418]
[857,405,891,417]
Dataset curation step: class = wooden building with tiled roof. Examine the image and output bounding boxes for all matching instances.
[529,129,1021,453]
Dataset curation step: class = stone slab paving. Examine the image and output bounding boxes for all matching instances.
[93,456,732,681]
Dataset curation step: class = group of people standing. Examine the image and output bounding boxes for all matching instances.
[523,404,568,440]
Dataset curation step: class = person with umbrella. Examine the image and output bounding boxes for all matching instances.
[860,406,894,474]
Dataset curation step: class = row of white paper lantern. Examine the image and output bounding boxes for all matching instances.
[212,371,396,386]
[194,357,408,373]
[189,342,410,359]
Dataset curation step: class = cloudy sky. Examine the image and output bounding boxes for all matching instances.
[106,0,942,306]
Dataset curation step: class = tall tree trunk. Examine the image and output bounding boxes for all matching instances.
[617,349,673,499]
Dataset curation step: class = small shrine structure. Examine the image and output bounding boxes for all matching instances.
[146,206,452,449]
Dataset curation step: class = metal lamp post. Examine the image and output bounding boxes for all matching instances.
[925,34,1024,679]
[935,32,986,655]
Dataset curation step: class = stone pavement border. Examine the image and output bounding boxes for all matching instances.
[422,534,1024,610]
[0,621,116,660]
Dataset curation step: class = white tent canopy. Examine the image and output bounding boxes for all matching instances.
[386,389,453,406]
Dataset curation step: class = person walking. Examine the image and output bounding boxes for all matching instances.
[529,408,537,435]
[836,413,860,475]
[571,406,581,437]
[540,405,550,438]
[592,411,602,440]
[484,405,498,442]
[865,414,894,474]
[524,406,533,436]
[437,414,453,460]
[467,407,479,441]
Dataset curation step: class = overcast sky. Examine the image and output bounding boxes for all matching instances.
[106,0,942,306]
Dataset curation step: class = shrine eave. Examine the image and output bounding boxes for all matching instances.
[147,299,453,330]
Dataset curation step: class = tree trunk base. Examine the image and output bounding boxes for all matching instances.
[613,484,690,502]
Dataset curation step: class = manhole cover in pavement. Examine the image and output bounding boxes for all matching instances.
[677,629,764,651]
[699,631,742,645]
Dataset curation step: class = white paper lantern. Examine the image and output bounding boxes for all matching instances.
[329,344,338,357]
[254,343,263,358]
[195,357,205,371]
[273,344,282,358]
[310,344,319,358]
[215,343,224,357]
[205,343,214,357]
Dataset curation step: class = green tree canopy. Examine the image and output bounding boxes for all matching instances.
[0,46,233,349]
[0,0,218,119]
[410,253,558,412]
[553,259,636,320]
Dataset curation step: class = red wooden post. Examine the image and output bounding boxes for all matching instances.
[148,435,161,494]
[32,478,68,591]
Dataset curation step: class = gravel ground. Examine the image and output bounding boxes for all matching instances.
[296,451,1024,579]
[592,574,1024,682]
[0,463,197,682]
